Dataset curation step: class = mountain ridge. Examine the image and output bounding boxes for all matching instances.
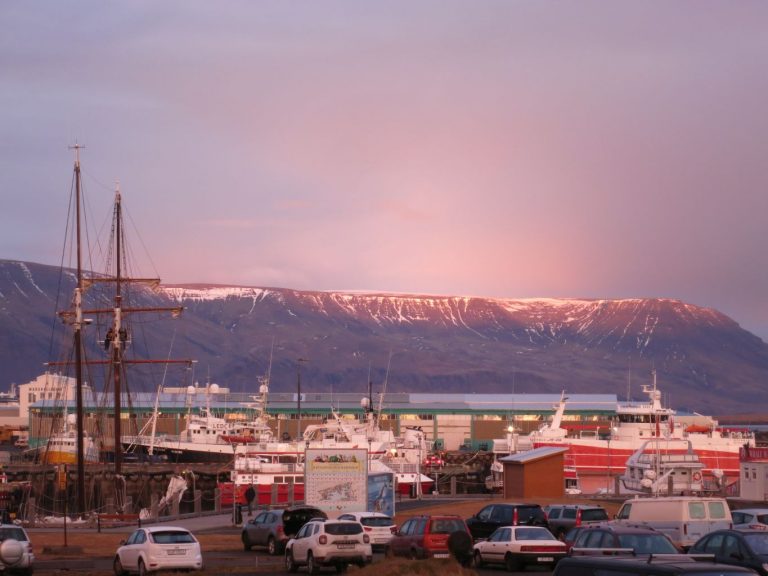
[1,259,767,414]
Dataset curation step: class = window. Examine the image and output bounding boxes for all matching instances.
[708,501,727,520]
[325,523,363,535]
[688,502,706,520]
[616,504,631,520]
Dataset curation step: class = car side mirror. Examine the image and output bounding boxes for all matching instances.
[119,539,127,545]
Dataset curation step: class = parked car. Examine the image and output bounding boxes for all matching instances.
[570,524,681,555]
[284,519,372,573]
[113,526,203,575]
[337,512,396,551]
[466,503,548,541]
[732,509,768,530]
[472,525,567,571]
[614,496,732,550]
[553,554,757,576]
[562,526,587,553]
[688,529,768,575]
[242,506,327,555]
[0,524,34,576]
[545,504,609,539]
[388,514,471,560]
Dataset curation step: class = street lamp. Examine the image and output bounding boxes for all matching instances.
[296,358,308,440]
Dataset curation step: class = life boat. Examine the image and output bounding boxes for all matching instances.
[685,424,711,433]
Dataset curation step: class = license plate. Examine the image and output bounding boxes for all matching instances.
[167,549,186,556]
[537,557,554,562]
[337,544,355,549]
[433,553,449,558]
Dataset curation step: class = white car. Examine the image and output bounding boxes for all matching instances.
[285,519,372,574]
[337,512,396,550]
[0,524,34,576]
[472,525,567,572]
[113,526,203,575]
[732,508,768,530]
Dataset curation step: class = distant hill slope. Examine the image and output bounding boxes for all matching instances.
[1,259,767,413]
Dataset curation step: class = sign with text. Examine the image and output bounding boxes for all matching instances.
[305,448,368,512]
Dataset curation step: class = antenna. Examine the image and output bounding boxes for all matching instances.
[376,350,393,421]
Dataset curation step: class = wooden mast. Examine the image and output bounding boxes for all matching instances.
[70,143,87,516]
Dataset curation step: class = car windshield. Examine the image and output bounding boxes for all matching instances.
[515,528,556,541]
[616,534,678,554]
[0,528,27,541]
[744,533,768,554]
[430,519,466,534]
[150,531,196,544]
[360,517,393,527]
[325,523,363,535]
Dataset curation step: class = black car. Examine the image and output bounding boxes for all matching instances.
[241,505,327,555]
[466,503,548,541]
[554,555,757,576]
[689,529,768,575]
[570,524,680,555]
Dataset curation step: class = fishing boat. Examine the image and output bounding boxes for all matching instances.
[492,373,754,494]
[122,378,275,463]
[620,438,705,495]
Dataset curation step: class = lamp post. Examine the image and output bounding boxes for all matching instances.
[296,358,307,440]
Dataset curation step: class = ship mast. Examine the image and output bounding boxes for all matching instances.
[71,143,87,516]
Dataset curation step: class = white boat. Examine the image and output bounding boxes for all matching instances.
[223,399,432,504]
[620,438,705,495]
[123,379,275,462]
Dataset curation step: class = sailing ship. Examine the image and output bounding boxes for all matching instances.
[43,146,192,514]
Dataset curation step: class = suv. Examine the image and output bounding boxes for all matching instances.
[388,515,471,560]
[284,519,372,573]
[242,505,327,555]
[570,524,680,555]
[554,555,757,576]
[466,503,548,541]
[0,524,34,576]
[337,512,396,551]
[545,504,609,539]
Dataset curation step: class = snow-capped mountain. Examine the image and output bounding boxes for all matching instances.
[2,260,767,413]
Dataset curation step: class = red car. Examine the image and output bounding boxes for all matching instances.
[388,515,471,560]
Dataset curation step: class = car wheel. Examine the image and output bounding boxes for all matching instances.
[113,556,126,576]
[138,559,148,576]
[505,553,522,572]
[474,550,484,568]
[307,551,318,575]
[285,549,298,573]
[242,533,252,551]
[408,548,418,560]
[267,536,278,556]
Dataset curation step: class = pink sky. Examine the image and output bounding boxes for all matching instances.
[1,1,767,340]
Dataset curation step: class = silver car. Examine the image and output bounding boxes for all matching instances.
[0,524,34,576]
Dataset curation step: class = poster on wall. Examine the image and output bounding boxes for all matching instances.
[367,472,395,516]
[305,448,368,513]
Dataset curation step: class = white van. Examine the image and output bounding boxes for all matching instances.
[614,496,732,549]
